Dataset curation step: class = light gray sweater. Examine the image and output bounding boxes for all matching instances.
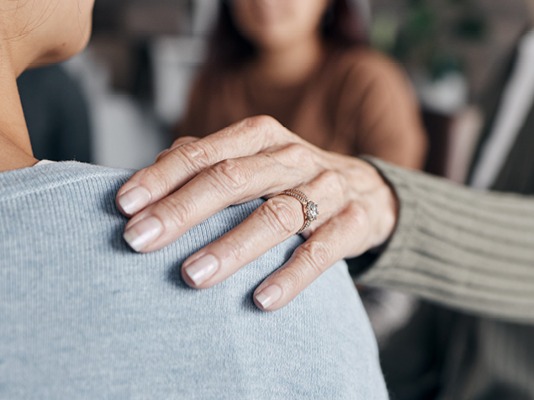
[0,162,387,400]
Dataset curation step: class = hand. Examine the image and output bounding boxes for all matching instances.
[116,116,398,311]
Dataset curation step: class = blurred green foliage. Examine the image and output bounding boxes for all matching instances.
[373,0,488,80]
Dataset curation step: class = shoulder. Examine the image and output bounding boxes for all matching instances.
[332,48,411,92]
[326,48,416,114]
[336,48,406,76]
[0,162,130,204]
[0,163,387,399]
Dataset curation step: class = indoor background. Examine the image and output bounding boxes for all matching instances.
[21,0,530,178]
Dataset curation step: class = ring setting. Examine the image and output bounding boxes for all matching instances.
[279,189,319,234]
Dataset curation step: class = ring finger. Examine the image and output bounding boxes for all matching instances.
[180,172,347,289]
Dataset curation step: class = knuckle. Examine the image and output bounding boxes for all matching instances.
[153,199,192,230]
[296,241,332,274]
[172,136,196,148]
[286,143,307,159]
[281,266,306,292]
[138,165,173,197]
[219,237,245,263]
[173,141,214,172]
[282,143,312,165]
[207,159,249,195]
[242,115,282,143]
[346,203,370,230]
[317,170,345,194]
[260,197,301,236]
[244,115,278,130]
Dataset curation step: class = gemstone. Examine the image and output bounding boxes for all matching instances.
[306,201,318,221]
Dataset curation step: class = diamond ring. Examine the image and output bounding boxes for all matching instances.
[279,189,319,234]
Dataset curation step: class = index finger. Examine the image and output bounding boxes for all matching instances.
[116,116,295,216]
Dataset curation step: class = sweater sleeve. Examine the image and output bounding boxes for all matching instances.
[358,157,534,324]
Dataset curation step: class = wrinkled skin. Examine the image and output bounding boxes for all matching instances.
[117,116,398,311]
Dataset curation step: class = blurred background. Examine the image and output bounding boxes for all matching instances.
[20,0,529,174]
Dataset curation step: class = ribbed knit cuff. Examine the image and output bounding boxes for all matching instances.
[351,157,419,283]
[355,157,534,323]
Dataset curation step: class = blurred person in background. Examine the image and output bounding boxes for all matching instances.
[177,0,427,168]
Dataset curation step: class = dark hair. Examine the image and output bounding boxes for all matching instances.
[204,0,369,70]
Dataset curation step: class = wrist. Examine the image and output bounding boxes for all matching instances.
[366,161,399,249]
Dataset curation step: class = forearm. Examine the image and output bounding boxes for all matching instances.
[358,158,534,324]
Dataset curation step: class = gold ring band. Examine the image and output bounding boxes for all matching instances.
[279,189,319,234]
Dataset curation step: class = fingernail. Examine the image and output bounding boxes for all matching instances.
[123,216,163,252]
[255,285,283,310]
[118,186,152,215]
[183,254,220,286]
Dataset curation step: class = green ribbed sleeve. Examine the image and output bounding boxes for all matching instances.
[359,158,534,324]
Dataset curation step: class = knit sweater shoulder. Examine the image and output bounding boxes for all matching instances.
[360,158,534,324]
[0,162,387,400]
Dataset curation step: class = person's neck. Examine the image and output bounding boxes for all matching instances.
[252,36,325,87]
[0,46,36,173]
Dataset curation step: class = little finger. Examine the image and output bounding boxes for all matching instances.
[253,206,371,311]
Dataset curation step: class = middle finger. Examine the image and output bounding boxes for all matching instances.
[122,146,322,253]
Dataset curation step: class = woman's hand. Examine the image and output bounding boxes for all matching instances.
[116,116,398,311]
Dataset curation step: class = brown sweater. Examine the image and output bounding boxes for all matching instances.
[178,48,427,169]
